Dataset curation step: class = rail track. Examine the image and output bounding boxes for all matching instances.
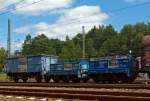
[0,80,150,100]
[0,86,150,101]
[0,82,150,89]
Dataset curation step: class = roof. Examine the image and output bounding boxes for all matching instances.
[27,54,58,58]
[90,55,131,61]
[7,54,58,60]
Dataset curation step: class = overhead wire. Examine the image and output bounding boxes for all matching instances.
[0,0,44,16]
[41,0,150,28]
[106,1,150,13]
[0,0,149,32]
[0,0,45,41]
[0,0,149,25]
[0,0,45,47]
[0,0,149,48]
[0,0,25,12]
[0,0,149,18]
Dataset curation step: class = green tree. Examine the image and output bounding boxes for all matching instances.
[85,38,97,58]
[22,34,56,55]
[49,39,64,56]
[60,38,82,60]
[31,34,56,55]
[120,23,146,56]
[21,22,150,59]
[0,48,7,68]
[22,34,32,55]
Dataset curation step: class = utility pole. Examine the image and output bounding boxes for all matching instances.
[128,32,132,55]
[7,19,11,58]
[82,26,85,58]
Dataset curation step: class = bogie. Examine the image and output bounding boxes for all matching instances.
[44,75,50,83]
[35,75,42,83]
[5,55,140,84]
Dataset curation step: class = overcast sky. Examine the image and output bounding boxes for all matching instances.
[0,0,150,51]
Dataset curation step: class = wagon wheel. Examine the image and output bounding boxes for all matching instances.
[53,76,60,83]
[128,77,136,83]
[44,75,50,83]
[35,75,42,83]
[72,76,80,83]
[93,77,99,83]
[62,76,69,83]
[82,78,89,83]
[22,78,28,83]
[13,77,19,83]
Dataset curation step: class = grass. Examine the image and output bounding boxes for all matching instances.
[0,73,7,81]
[136,76,149,80]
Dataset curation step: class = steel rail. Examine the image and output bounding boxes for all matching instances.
[0,86,149,101]
[0,82,150,89]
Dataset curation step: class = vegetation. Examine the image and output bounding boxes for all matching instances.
[0,22,150,67]
[0,48,7,68]
[21,22,150,59]
[0,73,7,81]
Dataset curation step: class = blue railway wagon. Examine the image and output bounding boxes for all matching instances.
[6,55,58,82]
[6,57,19,74]
[6,57,28,82]
[107,56,137,82]
[88,55,137,83]
[89,58,108,82]
[27,55,58,82]
[46,60,89,83]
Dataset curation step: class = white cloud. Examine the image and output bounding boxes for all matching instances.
[0,0,20,11]
[124,0,148,3]
[14,0,73,15]
[11,40,24,52]
[15,25,32,34]
[15,5,108,40]
[0,0,73,15]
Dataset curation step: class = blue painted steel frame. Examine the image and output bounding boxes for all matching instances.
[88,56,136,78]
[47,60,89,79]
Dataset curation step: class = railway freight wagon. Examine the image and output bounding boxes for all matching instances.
[45,60,89,83]
[141,35,150,74]
[6,55,58,82]
[88,55,138,83]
